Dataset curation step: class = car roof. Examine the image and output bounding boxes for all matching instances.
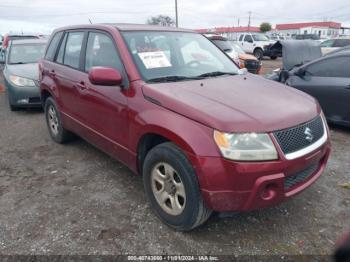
[53,23,195,33]
[10,39,47,45]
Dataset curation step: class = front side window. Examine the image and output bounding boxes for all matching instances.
[63,32,84,69]
[252,34,269,41]
[244,35,253,42]
[85,32,123,72]
[334,39,350,48]
[320,40,334,47]
[307,56,350,78]
[8,43,46,64]
[122,31,239,82]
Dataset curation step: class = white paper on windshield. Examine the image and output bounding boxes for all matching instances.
[138,51,172,69]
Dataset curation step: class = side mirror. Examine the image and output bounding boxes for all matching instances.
[295,68,305,77]
[88,67,123,86]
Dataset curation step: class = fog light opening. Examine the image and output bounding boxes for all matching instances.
[17,98,29,104]
[261,183,277,201]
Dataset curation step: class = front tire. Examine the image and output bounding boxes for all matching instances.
[143,142,212,231]
[44,97,74,143]
[254,48,264,60]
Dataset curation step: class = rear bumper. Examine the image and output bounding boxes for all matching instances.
[189,140,331,212]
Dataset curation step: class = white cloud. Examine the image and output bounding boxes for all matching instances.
[0,0,349,35]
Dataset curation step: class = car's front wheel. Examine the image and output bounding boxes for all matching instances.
[143,142,212,231]
[44,97,74,143]
[254,48,264,60]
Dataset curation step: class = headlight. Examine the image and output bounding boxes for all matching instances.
[9,75,35,87]
[214,131,278,161]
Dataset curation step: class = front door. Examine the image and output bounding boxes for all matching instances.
[288,55,350,123]
[75,31,130,164]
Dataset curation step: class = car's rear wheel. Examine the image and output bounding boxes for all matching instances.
[270,56,277,60]
[44,97,74,143]
[143,142,212,231]
[254,48,264,60]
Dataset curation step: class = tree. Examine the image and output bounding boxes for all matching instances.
[147,15,175,27]
[260,22,272,33]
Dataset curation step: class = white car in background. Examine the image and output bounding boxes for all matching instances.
[320,38,350,55]
[237,33,276,60]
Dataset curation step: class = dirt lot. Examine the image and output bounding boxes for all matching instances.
[0,61,350,257]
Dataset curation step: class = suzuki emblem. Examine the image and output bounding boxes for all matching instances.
[304,127,314,143]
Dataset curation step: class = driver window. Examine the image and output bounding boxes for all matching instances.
[307,57,350,78]
[85,32,123,72]
[244,35,253,42]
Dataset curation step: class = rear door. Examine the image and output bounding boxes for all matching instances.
[288,55,350,122]
[53,31,87,120]
[77,30,130,163]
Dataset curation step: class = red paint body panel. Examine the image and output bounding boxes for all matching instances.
[40,24,331,212]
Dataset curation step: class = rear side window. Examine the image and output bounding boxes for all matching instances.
[239,35,244,41]
[45,32,63,61]
[307,56,350,78]
[56,33,67,64]
[63,32,84,69]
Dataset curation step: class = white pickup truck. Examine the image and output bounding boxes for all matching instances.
[237,33,277,60]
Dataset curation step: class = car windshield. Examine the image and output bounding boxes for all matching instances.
[122,31,240,82]
[9,43,46,64]
[252,34,269,41]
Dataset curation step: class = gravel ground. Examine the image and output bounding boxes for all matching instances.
[0,62,349,257]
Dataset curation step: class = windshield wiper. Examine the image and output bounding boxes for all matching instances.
[9,62,26,65]
[147,75,203,83]
[197,71,237,78]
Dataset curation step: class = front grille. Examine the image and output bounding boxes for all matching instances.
[284,162,319,190]
[28,97,41,103]
[244,60,260,72]
[273,116,324,155]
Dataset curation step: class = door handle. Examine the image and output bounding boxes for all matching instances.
[50,70,57,78]
[77,81,87,91]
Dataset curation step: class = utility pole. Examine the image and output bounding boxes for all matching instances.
[248,11,251,31]
[175,0,179,27]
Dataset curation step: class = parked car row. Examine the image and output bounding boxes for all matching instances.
[204,34,262,74]
[1,24,334,231]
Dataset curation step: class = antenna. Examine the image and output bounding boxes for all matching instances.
[88,18,93,24]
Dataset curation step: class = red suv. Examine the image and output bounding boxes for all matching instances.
[40,24,331,231]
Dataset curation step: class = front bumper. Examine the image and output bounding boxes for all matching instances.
[5,79,41,107]
[189,139,331,212]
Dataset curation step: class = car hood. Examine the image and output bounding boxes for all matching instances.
[142,74,320,133]
[5,63,39,80]
[270,40,322,70]
[239,53,258,61]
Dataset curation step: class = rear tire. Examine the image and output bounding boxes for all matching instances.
[270,56,277,60]
[254,48,264,60]
[143,142,212,231]
[44,97,74,143]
